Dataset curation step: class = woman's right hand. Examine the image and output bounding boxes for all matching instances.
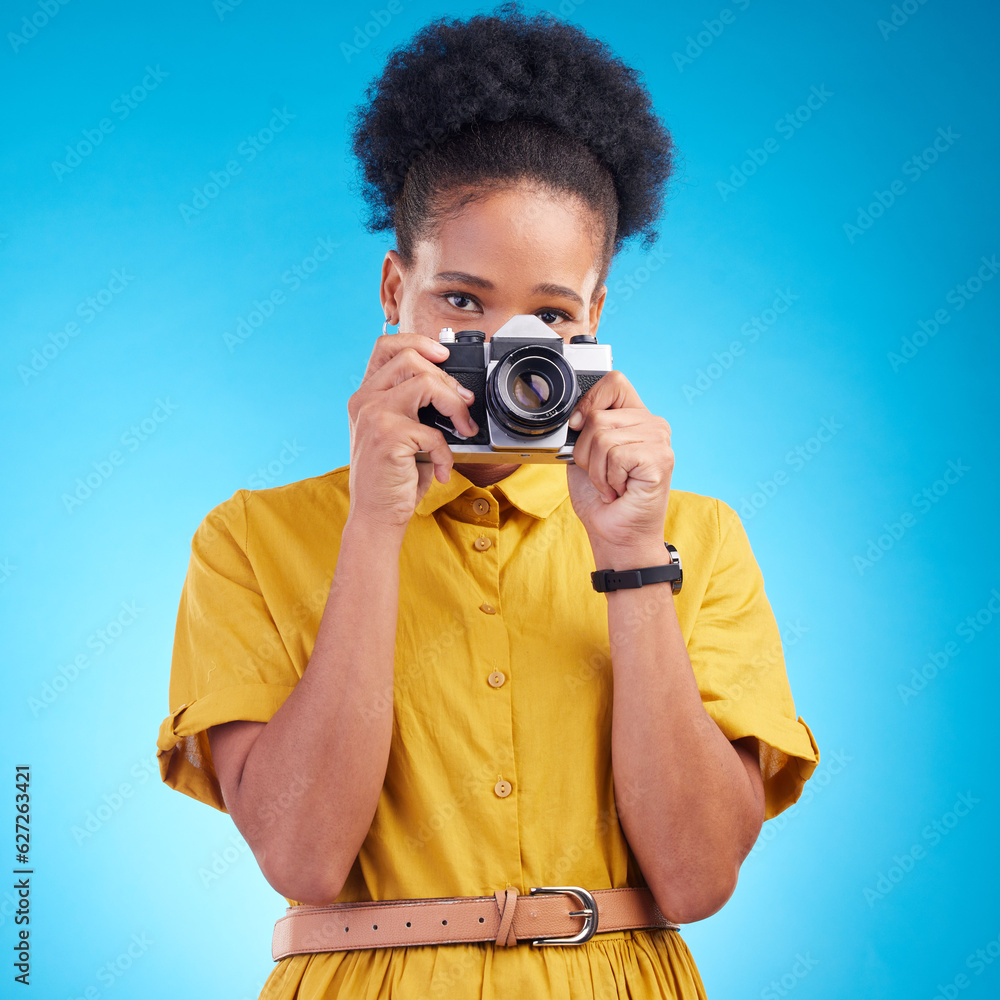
[346,332,479,532]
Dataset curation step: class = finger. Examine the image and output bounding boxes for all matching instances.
[589,432,649,502]
[571,408,647,479]
[366,345,464,394]
[387,415,456,485]
[603,439,651,498]
[568,371,645,428]
[416,428,456,485]
[366,351,478,435]
[389,369,479,438]
[583,422,665,500]
[364,333,450,382]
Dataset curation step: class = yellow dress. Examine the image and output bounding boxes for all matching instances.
[157,461,819,999]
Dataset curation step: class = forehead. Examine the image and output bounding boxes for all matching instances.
[412,184,606,293]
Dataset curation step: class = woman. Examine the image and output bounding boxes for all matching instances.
[157,6,820,997]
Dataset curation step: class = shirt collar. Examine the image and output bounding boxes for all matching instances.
[415,461,569,520]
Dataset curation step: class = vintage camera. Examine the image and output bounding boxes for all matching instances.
[415,313,612,464]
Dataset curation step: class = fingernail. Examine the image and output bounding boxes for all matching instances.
[568,411,583,429]
[460,387,475,400]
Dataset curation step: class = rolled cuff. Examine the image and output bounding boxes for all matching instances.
[704,700,820,820]
[156,683,297,813]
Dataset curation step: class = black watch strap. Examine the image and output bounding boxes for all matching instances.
[591,543,683,594]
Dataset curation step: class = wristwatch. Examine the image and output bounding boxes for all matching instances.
[591,543,683,594]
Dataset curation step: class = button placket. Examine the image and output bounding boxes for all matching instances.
[469,492,500,618]
[464,490,517,842]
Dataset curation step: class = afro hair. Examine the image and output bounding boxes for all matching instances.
[349,2,675,264]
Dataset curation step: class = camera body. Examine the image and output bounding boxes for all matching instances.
[416,314,612,464]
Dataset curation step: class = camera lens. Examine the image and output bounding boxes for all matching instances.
[487,345,577,436]
[511,372,552,410]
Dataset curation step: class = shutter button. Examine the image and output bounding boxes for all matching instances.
[494,780,512,798]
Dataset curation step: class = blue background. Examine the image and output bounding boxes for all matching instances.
[3,0,998,997]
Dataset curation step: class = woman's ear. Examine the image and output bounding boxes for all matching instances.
[589,283,608,336]
[380,249,405,324]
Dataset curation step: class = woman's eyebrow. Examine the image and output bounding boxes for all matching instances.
[532,282,584,307]
[434,270,493,289]
[434,271,584,307]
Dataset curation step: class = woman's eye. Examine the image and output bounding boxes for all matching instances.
[444,293,479,311]
[537,309,569,325]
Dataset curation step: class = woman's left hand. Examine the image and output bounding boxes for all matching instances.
[565,371,674,549]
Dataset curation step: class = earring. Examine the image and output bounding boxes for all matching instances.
[383,314,399,336]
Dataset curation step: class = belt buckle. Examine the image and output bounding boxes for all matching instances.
[527,886,598,946]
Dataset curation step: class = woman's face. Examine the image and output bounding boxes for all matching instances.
[381,182,608,342]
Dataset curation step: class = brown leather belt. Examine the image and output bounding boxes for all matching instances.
[272,885,679,961]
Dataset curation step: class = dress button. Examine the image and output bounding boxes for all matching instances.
[474,536,492,551]
[479,603,497,614]
[494,780,512,798]
[472,498,490,515]
[488,670,506,688]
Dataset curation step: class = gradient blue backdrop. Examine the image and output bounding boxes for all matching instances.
[3,1,998,997]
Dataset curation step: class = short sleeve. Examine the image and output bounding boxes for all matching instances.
[689,499,820,820]
[156,490,302,812]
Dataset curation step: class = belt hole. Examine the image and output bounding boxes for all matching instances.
[344,926,349,932]
[405,921,411,928]
[442,919,448,925]
[372,924,378,930]
[479,917,485,923]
